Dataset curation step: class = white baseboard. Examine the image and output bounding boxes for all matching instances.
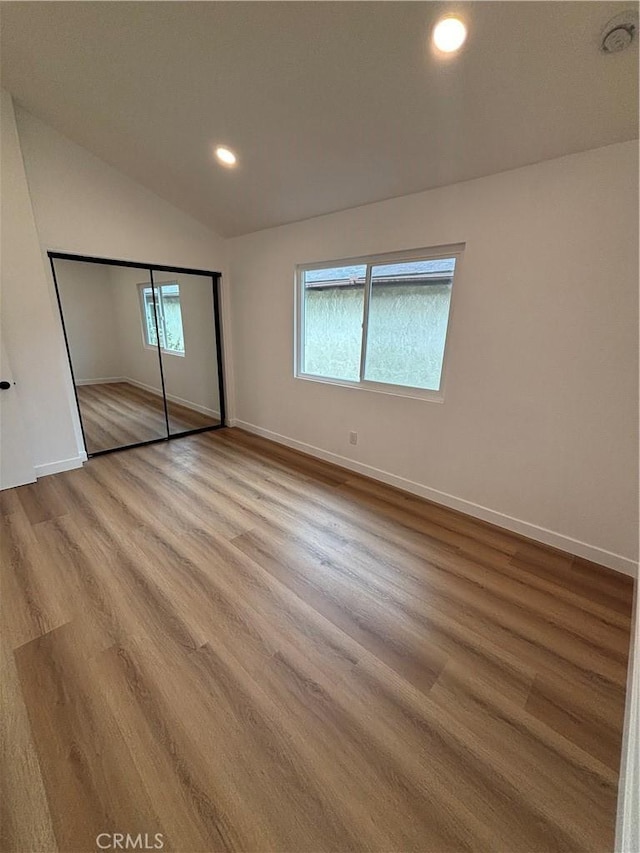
[230,418,638,578]
[35,452,86,478]
[125,378,220,420]
[75,377,125,386]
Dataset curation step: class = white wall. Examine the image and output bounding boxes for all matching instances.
[54,260,123,383]
[229,141,639,573]
[109,266,164,395]
[0,91,81,476]
[12,103,230,460]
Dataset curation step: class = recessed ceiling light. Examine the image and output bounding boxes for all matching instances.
[433,16,467,53]
[215,146,237,167]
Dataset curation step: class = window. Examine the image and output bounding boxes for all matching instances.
[139,282,185,356]
[296,245,461,398]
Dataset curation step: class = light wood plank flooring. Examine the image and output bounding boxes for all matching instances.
[76,382,219,453]
[1,428,635,852]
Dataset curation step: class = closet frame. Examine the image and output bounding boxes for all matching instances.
[48,251,226,458]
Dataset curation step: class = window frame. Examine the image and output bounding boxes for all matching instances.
[138,281,186,358]
[294,243,464,402]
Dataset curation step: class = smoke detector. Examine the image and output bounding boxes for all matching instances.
[600,10,638,53]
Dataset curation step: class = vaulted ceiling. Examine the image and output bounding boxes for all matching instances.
[1,1,637,236]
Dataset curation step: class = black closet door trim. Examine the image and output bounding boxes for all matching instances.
[149,268,171,439]
[48,251,220,278]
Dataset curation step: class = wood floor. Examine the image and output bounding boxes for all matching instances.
[76,382,219,453]
[1,428,635,852]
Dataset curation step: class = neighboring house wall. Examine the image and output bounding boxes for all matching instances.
[54,260,123,384]
[228,140,639,574]
[11,102,230,459]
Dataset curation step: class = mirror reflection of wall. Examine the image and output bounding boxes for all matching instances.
[151,271,221,436]
[51,256,224,457]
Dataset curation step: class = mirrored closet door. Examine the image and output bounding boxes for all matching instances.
[149,269,223,437]
[50,253,225,457]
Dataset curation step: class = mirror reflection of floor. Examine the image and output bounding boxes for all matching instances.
[76,382,219,454]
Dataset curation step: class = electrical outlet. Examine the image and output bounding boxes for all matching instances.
[349,431,358,446]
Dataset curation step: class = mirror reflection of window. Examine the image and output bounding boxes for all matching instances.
[139,282,185,355]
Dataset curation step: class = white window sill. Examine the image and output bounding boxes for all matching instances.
[294,372,444,403]
[143,344,185,358]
